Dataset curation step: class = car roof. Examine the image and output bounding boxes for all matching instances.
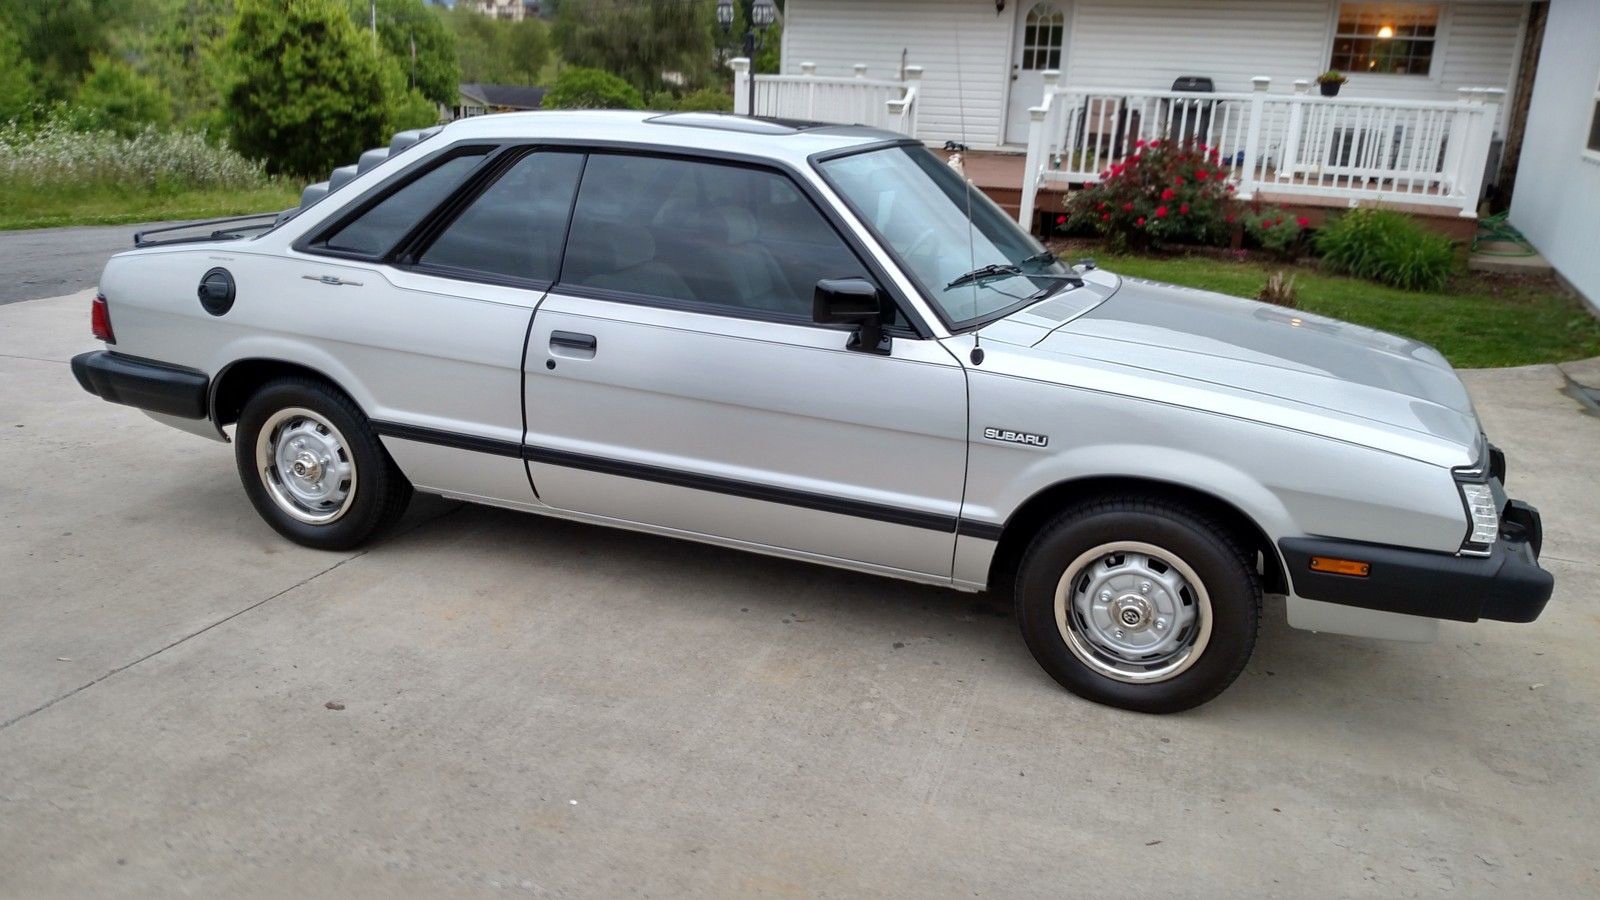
[436,110,907,165]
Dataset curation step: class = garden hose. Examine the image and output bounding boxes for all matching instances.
[1473,211,1538,257]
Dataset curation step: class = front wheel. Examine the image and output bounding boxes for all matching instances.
[234,377,411,551]
[1015,498,1261,713]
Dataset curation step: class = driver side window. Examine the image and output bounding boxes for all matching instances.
[559,154,890,323]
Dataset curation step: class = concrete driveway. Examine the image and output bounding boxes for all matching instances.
[3,291,1598,898]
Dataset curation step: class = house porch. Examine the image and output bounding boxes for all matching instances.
[946,149,1480,243]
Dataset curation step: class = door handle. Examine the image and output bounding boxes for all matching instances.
[550,331,597,352]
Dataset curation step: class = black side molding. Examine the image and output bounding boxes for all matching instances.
[372,419,996,536]
[1279,525,1553,624]
[71,351,209,420]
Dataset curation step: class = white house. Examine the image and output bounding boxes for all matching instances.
[779,0,1534,150]
[1507,0,1599,310]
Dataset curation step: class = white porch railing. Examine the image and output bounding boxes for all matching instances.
[730,58,923,137]
[1019,74,1503,227]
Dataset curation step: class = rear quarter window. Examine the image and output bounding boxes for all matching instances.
[319,152,486,257]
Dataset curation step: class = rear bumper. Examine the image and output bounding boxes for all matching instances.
[1279,501,1553,625]
[71,351,209,420]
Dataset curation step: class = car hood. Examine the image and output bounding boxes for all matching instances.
[976,274,1481,465]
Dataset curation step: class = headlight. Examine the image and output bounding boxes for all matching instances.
[1459,482,1499,555]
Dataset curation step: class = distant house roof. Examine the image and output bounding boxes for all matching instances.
[458,83,547,110]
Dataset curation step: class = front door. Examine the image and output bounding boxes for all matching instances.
[1004,1,1070,145]
[522,152,970,579]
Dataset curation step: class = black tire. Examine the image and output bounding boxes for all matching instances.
[1014,497,1261,714]
[234,376,412,551]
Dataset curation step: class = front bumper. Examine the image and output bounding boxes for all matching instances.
[1278,499,1553,624]
[71,351,209,420]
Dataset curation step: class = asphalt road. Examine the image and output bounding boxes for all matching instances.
[0,222,161,305]
[5,289,1600,896]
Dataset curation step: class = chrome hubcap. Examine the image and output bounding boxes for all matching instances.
[256,407,357,525]
[1054,541,1212,683]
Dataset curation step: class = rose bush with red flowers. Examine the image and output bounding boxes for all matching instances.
[1243,206,1309,259]
[1064,138,1234,247]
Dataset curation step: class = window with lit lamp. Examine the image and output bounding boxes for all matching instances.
[1330,3,1441,76]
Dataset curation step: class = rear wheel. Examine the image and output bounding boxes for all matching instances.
[1015,498,1260,713]
[234,377,411,551]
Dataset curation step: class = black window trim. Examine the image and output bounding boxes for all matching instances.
[292,142,505,262]
[810,139,1064,334]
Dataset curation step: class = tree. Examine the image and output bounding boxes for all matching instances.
[223,0,391,178]
[441,6,549,87]
[541,68,644,110]
[0,18,40,124]
[354,0,460,108]
[553,0,715,95]
[72,55,174,136]
[0,0,158,100]
[120,0,237,132]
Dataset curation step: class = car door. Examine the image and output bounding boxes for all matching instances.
[285,145,584,506]
[523,152,969,580]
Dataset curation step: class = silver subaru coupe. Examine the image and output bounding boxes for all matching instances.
[71,111,1552,712]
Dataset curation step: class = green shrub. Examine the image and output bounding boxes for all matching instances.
[224,0,392,178]
[1315,209,1456,292]
[668,87,733,112]
[1065,138,1234,248]
[541,67,645,111]
[1243,207,1309,259]
[71,55,174,137]
[0,19,39,125]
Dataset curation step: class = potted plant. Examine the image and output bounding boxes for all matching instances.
[1316,70,1348,97]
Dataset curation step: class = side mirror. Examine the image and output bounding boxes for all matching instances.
[813,277,890,355]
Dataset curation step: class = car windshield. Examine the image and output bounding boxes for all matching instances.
[818,144,1077,328]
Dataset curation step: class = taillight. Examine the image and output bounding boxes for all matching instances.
[91,293,115,344]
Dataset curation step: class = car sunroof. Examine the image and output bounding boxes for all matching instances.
[644,112,831,134]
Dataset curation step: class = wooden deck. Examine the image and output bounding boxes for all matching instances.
[940,150,1477,242]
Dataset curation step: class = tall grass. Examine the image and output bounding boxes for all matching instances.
[0,119,271,193]
[0,117,299,229]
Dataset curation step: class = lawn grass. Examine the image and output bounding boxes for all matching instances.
[0,183,302,231]
[1077,249,1600,369]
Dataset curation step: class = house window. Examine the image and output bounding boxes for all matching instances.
[1330,3,1441,76]
[1021,3,1064,71]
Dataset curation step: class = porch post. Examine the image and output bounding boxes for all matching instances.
[1237,76,1271,200]
[732,57,752,116]
[1452,87,1502,218]
[801,61,817,119]
[1041,70,1062,167]
[903,66,924,139]
[1281,80,1309,182]
[1020,106,1048,231]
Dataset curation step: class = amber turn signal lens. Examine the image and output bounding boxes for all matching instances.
[1309,557,1370,577]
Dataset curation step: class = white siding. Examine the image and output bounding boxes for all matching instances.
[781,0,1015,148]
[783,0,1528,145]
[1509,0,1600,308]
[1065,0,1525,131]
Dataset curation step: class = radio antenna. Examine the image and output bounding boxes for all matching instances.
[953,28,984,364]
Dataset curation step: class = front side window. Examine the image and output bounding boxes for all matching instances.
[561,154,876,320]
[818,144,1078,328]
[1330,3,1440,76]
[320,151,487,256]
[420,151,585,282]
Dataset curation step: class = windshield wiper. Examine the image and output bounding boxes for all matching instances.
[944,249,1078,291]
[945,261,1083,292]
